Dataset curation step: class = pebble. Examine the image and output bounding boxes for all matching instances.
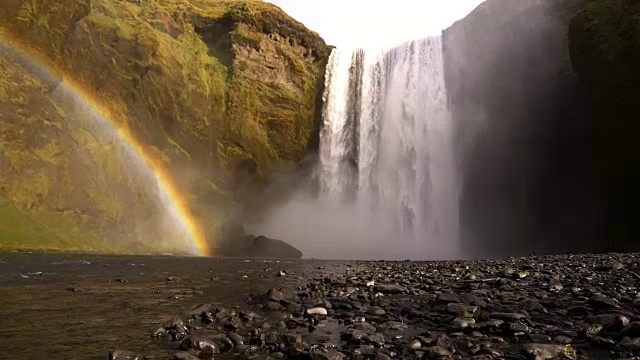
[306,307,328,316]
[450,317,475,330]
[127,253,640,359]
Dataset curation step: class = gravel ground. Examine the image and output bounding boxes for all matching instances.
[118,253,640,360]
[2,252,640,359]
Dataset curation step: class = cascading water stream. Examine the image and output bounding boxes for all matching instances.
[251,36,460,260]
[318,36,460,259]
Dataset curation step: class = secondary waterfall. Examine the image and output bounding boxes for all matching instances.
[318,36,459,259]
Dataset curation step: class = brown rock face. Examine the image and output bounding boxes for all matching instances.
[0,0,330,254]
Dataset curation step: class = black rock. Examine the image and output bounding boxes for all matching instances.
[437,292,461,304]
[621,321,640,338]
[374,284,408,294]
[261,288,286,304]
[140,253,640,360]
[309,348,345,360]
[170,351,199,360]
[588,295,620,309]
[181,335,220,354]
[220,234,303,259]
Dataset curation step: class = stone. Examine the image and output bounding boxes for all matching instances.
[580,324,603,338]
[489,312,527,322]
[186,303,212,316]
[368,306,386,316]
[309,349,345,360]
[587,314,629,329]
[520,344,576,359]
[368,333,385,345]
[306,307,328,316]
[91,252,640,359]
[374,353,392,360]
[450,317,476,330]
[618,337,640,351]
[470,319,504,331]
[621,322,640,338]
[261,288,285,303]
[437,292,462,304]
[246,236,304,259]
[181,336,220,354]
[170,352,199,360]
[373,284,408,294]
[445,303,478,317]
[506,322,530,333]
[588,295,619,309]
[517,299,546,313]
[426,346,453,358]
[228,333,246,346]
[549,281,564,292]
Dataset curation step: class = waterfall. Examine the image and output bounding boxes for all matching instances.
[250,36,460,260]
[318,36,460,259]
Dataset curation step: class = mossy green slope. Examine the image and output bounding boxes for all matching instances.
[568,0,640,250]
[0,51,148,254]
[0,0,330,254]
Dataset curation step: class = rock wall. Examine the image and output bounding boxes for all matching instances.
[443,0,604,258]
[0,0,330,254]
[568,0,640,251]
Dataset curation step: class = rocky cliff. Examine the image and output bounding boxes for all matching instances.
[568,0,640,251]
[443,0,604,258]
[0,0,330,254]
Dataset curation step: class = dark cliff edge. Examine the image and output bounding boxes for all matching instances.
[568,0,640,252]
[443,0,605,258]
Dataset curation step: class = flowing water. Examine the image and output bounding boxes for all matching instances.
[317,37,460,260]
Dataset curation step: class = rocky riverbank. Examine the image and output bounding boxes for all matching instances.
[110,252,640,359]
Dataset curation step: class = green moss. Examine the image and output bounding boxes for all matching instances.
[0,194,111,252]
[232,24,262,50]
[193,0,329,58]
[88,189,122,219]
[0,0,330,255]
[7,171,49,209]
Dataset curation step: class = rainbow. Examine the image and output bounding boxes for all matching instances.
[0,29,211,256]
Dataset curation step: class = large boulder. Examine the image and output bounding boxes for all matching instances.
[248,235,303,259]
[218,220,302,258]
[220,234,303,259]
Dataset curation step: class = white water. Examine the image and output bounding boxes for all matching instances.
[253,36,460,260]
[319,37,459,259]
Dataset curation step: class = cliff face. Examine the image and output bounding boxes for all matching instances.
[568,0,640,251]
[443,0,604,258]
[0,0,330,254]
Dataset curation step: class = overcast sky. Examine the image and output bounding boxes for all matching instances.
[266,0,486,50]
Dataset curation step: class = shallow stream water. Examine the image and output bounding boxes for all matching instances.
[0,252,341,359]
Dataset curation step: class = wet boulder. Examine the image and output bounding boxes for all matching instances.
[220,234,303,259]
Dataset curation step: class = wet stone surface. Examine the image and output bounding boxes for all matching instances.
[3,252,640,359]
